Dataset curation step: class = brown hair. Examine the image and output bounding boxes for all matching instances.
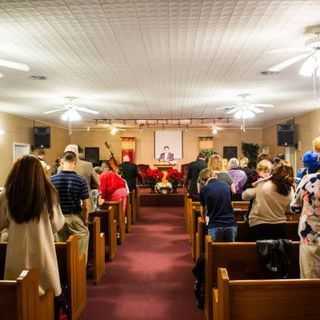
[271,163,294,196]
[208,154,224,171]
[5,155,58,224]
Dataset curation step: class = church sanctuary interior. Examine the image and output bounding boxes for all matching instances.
[2,1,320,319]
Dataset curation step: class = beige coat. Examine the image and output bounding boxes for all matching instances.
[0,192,65,296]
[242,179,294,227]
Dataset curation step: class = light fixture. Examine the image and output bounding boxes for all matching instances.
[60,108,82,122]
[0,128,5,135]
[234,109,256,120]
[110,127,119,135]
[0,73,3,78]
[0,58,30,71]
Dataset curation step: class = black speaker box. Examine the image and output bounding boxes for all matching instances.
[34,127,51,149]
[85,147,100,165]
[277,123,296,147]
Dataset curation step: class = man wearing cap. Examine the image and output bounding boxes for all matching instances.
[186,152,207,199]
[63,144,99,191]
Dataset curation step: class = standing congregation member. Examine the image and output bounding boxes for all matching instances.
[255,159,273,181]
[0,155,65,297]
[200,170,237,241]
[239,156,258,189]
[64,144,99,192]
[99,167,129,212]
[186,152,207,199]
[37,148,51,174]
[242,163,294,241]
[119,155,139,191]
[201,154,236,193]
[227,158,247,200]
[51,151,90,263]
[291,171,320,278]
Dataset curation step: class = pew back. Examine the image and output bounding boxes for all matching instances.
[215,268,320,320]
[205,238,300,320]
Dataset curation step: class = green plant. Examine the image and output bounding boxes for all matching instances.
[242,142,260,168]
[200,148,215,161]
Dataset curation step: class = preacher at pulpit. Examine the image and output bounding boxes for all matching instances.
[159,146,175,162]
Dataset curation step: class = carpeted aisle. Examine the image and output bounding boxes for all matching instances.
[84,206,203,320]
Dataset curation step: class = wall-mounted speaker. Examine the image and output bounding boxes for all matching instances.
[85,147,100,165]
[277,123,296,147]
[33,127,51,149]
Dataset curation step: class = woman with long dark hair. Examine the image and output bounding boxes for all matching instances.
[0,155,65,296]
[242,162,294,240]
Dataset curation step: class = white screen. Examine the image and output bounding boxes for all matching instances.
[154,130,183,160]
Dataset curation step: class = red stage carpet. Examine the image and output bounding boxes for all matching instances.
[84,206,203,320]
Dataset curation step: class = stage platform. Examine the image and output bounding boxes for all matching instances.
[138,188,184,207]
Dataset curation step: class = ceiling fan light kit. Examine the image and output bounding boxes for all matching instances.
[61,108,82,122]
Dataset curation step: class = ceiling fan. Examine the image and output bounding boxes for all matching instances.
[0,58,30,78]
[211,123,223,135]
[267,25,320,94]
[44,97,99,134]
[217,94,274,131]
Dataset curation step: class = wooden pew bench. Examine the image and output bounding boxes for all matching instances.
[88,217,106,284]
[55,235,87,320]
[204,238,300,320]
[213,267,320,320]
[91,206,117,261]
[126,194,132,233]
[130,189,138,224]
[0,236,86,320]
[0,269,54,320]
[104,201,126,244]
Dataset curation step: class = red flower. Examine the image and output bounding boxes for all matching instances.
[167,168,184,184]
[145,168,164,183]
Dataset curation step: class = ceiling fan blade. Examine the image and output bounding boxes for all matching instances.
[268,53,312,72]
[0,58,30,71]
[44,108,66,114]
[76,106,99,114]
[249,106,264,113]
[226,107,241,114]
[254,104,274,108]
[267,47,311,54]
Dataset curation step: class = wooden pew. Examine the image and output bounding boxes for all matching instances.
[0,269,54,320]
[55,235,87,320]
[185,197,193,237]
[88,217,106,284]
[204,237,300,320]
[191,202,202,260]
[213,267,320,320]
[91,206,117,261]
[105,201,126,244]
[126,194,132,233]
[130,190,138,224]
[196,216,206,260]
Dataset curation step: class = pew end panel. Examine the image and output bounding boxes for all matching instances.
[126,194,132,233]
[0,269,54,320]
[88,217,106,285]
[55,235,87,320]
[106,201,126,244]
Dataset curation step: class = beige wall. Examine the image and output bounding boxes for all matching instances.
[262,109,320,168]
[0,112,69,185]
[70,127,263,168]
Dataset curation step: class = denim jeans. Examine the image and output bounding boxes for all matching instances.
[208,226,237,242]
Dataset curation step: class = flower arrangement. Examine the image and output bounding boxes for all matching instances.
[155,181,173,194]
[145,168,164,186]
[167,168,184,189]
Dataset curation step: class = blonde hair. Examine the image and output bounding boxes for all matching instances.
[313,136,320,153]
[208,154,224,171]
[228,158,239,170]
[240,157,249,168]
[198,168,215,185]
[256,159,273,174]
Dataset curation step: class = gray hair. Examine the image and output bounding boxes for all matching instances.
[228,158,239,170]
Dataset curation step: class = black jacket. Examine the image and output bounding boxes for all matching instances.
[119,162,138,191]
[186,159,207,194]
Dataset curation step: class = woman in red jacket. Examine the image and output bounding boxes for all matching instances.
[99,168,128,211]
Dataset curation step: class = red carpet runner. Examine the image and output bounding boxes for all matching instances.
[84,206,203,320]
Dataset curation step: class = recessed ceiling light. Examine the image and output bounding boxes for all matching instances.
[260,70,279,76]
[30,75,47,80]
